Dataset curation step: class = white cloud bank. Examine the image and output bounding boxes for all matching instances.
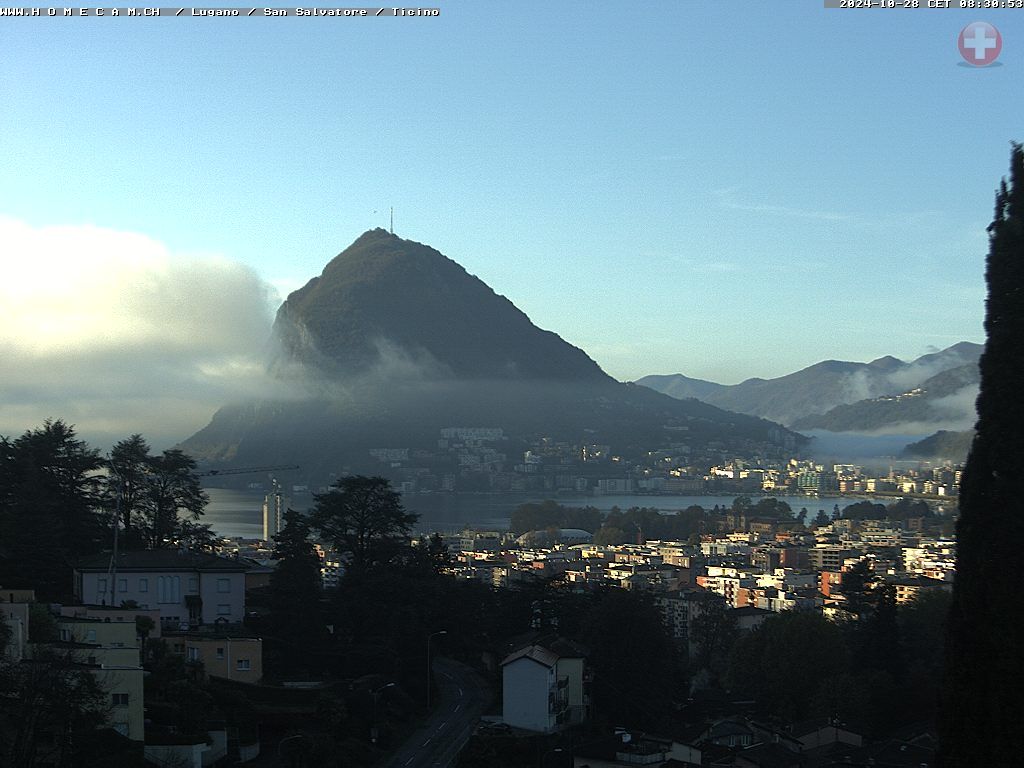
[0,217,286,450]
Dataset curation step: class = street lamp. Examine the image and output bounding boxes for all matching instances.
[426,630,447,710]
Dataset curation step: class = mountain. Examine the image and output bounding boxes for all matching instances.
[631,373,725,402]
[637,342,982,428]
[791,363,979,432]
[180,231,804,480]
[270,229,609,382]
[902,430,975,461]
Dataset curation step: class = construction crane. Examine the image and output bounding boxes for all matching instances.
[197,465,300,478]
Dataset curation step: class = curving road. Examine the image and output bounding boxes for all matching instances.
[382,657,492,768]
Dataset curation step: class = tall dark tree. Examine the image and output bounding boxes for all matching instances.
[309,476,418,573]
[726,611,847,723]
[140,449,208,548]
[940,144,1024,766]
[270,509,323,630]
[0,646,109,768]
[106,434,152,546]
[0,420,106,599]
[575,589,681,729]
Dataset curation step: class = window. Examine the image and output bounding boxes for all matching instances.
[188,577,198,593]
[138,578,148,593]
[58,629,71,642]
[217,578,230,593]
[236,659,251,671]
[97,578,107,596]
[112,693,129,708]
[158,576,181,604]
[85,630,96,642]
[186,647,200,661]
[118,579,127,593]
[216,647,225,660]
[217,604,231,616]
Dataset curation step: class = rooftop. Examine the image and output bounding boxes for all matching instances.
[77,550,249,573]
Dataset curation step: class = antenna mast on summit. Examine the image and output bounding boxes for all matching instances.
[390,207,394,234]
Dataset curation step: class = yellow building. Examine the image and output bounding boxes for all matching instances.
[60,604,162,641]
[54,616,145,741]
[168,632,263,684]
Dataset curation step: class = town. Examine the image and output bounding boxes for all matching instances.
[1,418,959,767]
[269,426,963,500]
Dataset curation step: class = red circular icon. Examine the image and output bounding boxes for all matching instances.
[959,22,1001,67]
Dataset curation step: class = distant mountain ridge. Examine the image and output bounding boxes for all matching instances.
[791,363,979,432]
[636,341,982,430]
[179,231,804,479]
[903,429,975,461]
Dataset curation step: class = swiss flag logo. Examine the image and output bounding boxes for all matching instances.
[958,22,1001,67]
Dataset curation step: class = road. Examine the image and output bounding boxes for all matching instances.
[382,657,492,768]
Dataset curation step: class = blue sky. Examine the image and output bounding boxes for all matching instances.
[0,1,1020,445]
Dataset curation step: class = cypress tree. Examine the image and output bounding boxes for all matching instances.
[939,144,1024,765]
[269,509,323,636]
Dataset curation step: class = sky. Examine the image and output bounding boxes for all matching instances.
[1,1,1020,448]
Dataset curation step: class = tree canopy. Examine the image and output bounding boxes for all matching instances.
[309,476,418,573]
[0,420,212,599]
[0,420,106,599]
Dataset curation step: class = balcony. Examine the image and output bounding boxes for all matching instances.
[548,686,568,716]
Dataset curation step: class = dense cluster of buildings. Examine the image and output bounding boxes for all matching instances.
[459,504,952,766]
[444,511,953,653]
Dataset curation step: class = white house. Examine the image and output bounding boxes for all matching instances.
[501,641,588,733]
[73,550,248,628]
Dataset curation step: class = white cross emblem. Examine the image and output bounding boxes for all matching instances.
[964,26,996,60]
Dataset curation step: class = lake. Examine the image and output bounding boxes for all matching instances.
[202,488,891,540]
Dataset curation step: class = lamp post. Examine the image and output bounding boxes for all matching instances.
[426,630,447,710]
